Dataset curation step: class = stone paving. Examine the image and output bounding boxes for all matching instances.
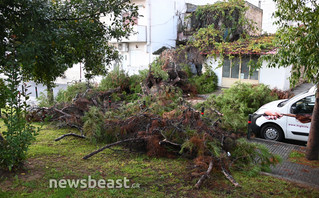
[250,138,319,189]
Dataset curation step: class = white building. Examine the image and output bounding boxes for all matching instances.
[60,0,291,90]
[207,57,292,91]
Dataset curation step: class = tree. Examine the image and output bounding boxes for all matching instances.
[0,78,7,117]
[1,0,138,103]
[0,0,138,170]
[267,0,319,160]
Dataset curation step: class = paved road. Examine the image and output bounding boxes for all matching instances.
[250,138,319,189]
[19,81,68,106]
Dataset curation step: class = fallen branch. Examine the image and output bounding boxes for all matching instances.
[159,139,181,149]
[55,133,86,141]
[221,166,240,187]
[195,159,214,189]
[54,108,71,117]
[83,138,144,160]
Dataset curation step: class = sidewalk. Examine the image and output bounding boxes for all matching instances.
[249,138,319,189]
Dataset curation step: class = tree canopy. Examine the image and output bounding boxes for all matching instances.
[0,0,138,84]
[267,0,318,86]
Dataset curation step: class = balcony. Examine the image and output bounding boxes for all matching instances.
[110,25,147,43]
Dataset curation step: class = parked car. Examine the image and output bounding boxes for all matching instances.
[248,86,316,142]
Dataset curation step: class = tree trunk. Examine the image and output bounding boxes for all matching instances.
[47,83,54,105]
[306,84,319,160]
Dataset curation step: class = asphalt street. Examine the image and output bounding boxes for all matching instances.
[19,81,68,106]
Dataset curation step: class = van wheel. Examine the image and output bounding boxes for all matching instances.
[261,124,284,141]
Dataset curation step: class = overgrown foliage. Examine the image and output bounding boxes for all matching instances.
[0,64,38,171]
[189,0,252,40]
[188,66,218,94]
[99,68,131,91]
[149,58,169,81]
[178,0,276,68]
[270,88,294,100]
[56,83,88,103]
[199,82,277,133]
[99,68,147,102]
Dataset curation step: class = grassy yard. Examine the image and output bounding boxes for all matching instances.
[0,120,319,198]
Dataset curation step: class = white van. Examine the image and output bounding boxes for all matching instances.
[248,86,316,142]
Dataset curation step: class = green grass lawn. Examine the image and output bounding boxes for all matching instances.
[1,120,319,198]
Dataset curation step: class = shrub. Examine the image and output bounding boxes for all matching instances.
[99,68,147,102]
[190,70,218,94]
[99,68,130,91]
[37,92,51,107]
[201,82,277,133]
[0,66,38,171]
[150,58,169,81]
[55,82,87,103]
[270,87,294,99]
[0,79,8,116]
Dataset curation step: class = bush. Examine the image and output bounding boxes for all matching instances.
[99,68,147,102]
[37,92,51,107]
[201,82,278,133]
[99,68,130,91]
[0,79,8,116]
[0,66,38,171]
[55,82,87,103]
[190,70,218,94]
[36,82,88,106]
[150,58,169,81]
[270,87,294,99]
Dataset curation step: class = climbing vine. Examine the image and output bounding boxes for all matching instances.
[179,0,276,67]
[189,0,253,41]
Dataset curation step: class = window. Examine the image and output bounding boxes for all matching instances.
[291,95,315,114]
[222,56,259,80]
[222,58,230,77]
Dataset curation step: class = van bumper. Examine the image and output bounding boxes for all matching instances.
[248,113,262,137]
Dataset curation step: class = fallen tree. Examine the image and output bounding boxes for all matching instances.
[27,76,280,189]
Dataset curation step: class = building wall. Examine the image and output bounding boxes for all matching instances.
[245,0,278,33]
[206,57,291,90]
[245,1,263,35]
[259,62,291,90]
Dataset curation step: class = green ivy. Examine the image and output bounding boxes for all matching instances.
[182,0,275,66]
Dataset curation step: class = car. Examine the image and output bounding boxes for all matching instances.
[248,86,316,142]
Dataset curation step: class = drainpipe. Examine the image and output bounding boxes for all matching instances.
[147,0,152,69]
[79,62,82,82]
